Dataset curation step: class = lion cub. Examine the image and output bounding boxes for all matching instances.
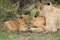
[2,14,28,31]
[29,16,46,32]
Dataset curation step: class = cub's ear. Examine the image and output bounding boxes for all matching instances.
[37,3,44,10]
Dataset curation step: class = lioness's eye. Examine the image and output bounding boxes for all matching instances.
[47,3,50,5]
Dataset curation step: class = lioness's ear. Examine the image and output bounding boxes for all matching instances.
[37,3,44,10]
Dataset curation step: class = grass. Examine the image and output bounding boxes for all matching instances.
[0,30,60,40]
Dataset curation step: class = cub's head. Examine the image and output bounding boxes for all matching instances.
[19,14,28,21]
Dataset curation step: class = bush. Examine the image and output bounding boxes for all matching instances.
[0,0,19,25]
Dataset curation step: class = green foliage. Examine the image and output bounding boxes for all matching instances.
[0,0,60,25]
[52,0,60,5]
[0,0,19,25]
[0,0,39,25]
[20,3,38,20]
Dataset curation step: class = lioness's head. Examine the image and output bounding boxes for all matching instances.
[37,2,53,16]
[37,2,52,10]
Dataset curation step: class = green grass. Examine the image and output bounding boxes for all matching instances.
[0,30,60,40]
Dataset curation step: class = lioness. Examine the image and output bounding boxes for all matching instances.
[37,3,60,32]
[2,14,28,31]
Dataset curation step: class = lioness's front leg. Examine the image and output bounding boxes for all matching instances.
[45,16,57,32]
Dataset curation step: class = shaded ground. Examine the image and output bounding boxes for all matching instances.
[0,30,60,40]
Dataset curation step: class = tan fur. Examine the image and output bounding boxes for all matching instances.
[38,3,60,32]
[20,14,28,21]
[30,16,46,32]
[31,17,45,28]
[2,14,28,31]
